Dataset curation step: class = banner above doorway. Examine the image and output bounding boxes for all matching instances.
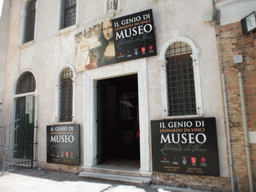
[75,9,157,72]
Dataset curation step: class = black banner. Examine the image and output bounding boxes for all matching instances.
[47,124,80,165]
[151,118,220,176]
[75,9,157,72]
[112,9,157,62]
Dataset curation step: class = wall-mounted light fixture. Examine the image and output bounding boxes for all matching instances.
[241,11,256,35]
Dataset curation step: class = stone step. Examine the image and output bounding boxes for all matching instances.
[79,171,152,185]
[81,167,151,177]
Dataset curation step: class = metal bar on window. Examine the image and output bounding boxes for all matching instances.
[16,72,36,94]
[59,68,73,122]
[61,0,76,29]
[23,0,36,43]
[166,42,196,116]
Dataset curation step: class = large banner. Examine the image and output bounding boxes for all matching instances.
[47,124,80,165]
[75,9,157,72]
[151,118,220,176]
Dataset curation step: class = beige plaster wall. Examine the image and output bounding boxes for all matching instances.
[0,0,10,125]
[3,0,228,182]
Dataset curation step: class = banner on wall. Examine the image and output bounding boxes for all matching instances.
[47,124,80,165]
[151,118,220,176]
[75,9,157,72]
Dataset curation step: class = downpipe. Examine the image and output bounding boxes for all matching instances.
[222,73,235,192]
[238,70,254,192]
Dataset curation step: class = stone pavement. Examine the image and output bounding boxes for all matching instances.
[0,167,206,192]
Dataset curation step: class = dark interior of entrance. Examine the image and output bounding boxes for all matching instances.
[97,74,140,165]
[14,96,35,167]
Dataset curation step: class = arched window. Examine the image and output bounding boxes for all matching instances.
[16,72,36,94]
[59,68,73,122]
[23,0,36,44]
[165,42,196,116]
[60,0,76,29]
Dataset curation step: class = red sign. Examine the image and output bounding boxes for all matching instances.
[191,157,196,164]
[141,47,146,53]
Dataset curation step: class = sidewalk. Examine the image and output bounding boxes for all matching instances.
[0,167,207,192]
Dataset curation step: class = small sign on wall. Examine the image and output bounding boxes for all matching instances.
[47,124,80,165]
[151,118,220,176]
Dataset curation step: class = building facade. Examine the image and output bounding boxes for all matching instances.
[1,0,255,191]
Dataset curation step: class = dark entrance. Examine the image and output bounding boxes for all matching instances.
[97,74,140,165]
[14,96,35,164]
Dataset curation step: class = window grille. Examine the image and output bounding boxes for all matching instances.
[23,0,36,43]
[165,42,196,116]
[16,72,36,94]
[61,0,76,29]
[59,68,73,122]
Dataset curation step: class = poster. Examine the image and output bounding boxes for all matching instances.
[75,9,157,72]
[151,118,220,176]
[47,124,80,165]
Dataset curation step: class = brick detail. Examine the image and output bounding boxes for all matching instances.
[216,22,256,192]
[152,173,231,191]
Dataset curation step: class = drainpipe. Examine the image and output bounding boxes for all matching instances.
[213,0,235,190]
[238,67,254,192]
[222,74,235,192]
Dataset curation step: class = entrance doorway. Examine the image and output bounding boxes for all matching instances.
[12,71,36,168]
[96,74,140,167]
[15,96,35,160]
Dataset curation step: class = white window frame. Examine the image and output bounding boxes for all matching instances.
[57,0,78,33]
[159,36,203,119]
[20,0,38,45]
[105,0,121,16]
[54,64,77,123]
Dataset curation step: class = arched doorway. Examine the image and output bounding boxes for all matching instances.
[14,72,36,167]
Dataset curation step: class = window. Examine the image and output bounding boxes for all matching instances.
[59,68,73,122]
[107,0,118,12]
[23,0,36,44]
[16,72,36,94]
[165,42,196,116]
[60,0,76,29]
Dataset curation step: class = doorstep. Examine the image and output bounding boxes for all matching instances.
[79,167,152,185]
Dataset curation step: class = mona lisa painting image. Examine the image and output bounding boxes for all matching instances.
[75,20,116,72]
